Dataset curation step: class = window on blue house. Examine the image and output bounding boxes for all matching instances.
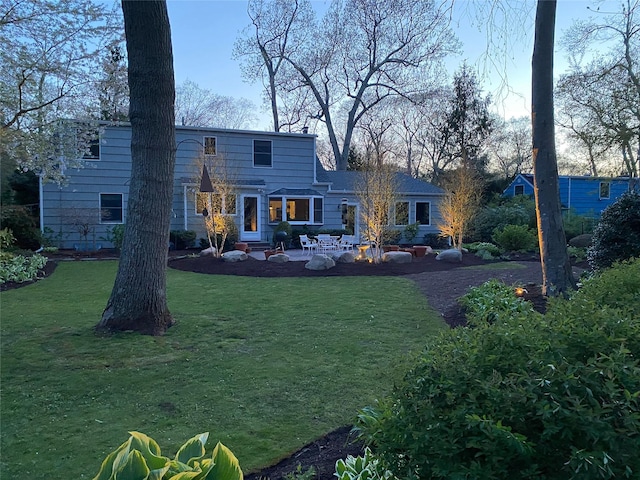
[599,182,610,199]
[515,184,524,196]
[100,193,123,223]
[268,196,323,224]
[395,201,409,225]
[416,202,431,225]
[203,136,216,156]
[254,140,272,167]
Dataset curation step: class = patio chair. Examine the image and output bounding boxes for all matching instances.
[299,234,318,255]
[316,234,337,253]
[337,234,355,252]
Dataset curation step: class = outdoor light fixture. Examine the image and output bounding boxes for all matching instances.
[515,287,527,297]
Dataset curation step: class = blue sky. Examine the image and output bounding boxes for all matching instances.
[165,0,596,128]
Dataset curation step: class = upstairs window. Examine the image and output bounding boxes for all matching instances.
[100,193,123,223]
[599,182,610,199]
[81,130,100,160]
[204,136,216,156]
[514,184,524,196]
[254,139,272,167]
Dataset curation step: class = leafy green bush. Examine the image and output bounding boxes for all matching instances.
[459,279,535,326]
[169,230,197,250]
[562,209,597,239]
[587,190,640,271]
[100,224,125,250]
[492,224,538,252]
[335,447,396,480]
[92,431,242,480]
[423,233,449,249]
[403,223,420,243]
[357,259,640,479]
[0,228,15,250]
[0,253,47,284]
[472,196,536,242]
[381,227,402,245]
[465,242,502,260]
[0,205,41,250]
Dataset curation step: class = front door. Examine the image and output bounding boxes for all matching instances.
[241,195,261,241]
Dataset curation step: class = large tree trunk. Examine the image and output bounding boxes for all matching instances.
[97,0,176,335]
[532,0,575,296]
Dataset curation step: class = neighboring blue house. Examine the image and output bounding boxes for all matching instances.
[41,122,445,249]
[503,173,634,217]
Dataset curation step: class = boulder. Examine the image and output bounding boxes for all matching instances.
[222,250,248,262]
[569,234,592,248]
[382,251,413,263]
[331,251,356,263]
[304,254,336,270]
[436,248,463,263]
[267,253,290,263]
[200,246,217,256]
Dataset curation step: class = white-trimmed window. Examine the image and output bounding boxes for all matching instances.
[268,196,323,224]
[254,139,272,167]
[100,193,123,223]
[81,130,100,160]
[196,192,237,215]
[204,136,216,156]
[395,201,409,226]
[599,182,610,199]
[416,201,431,225]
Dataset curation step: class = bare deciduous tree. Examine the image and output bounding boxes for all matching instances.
[236,0,458,169]
[436,166,483,250]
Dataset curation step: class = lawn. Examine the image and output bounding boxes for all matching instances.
[0,261,446,478]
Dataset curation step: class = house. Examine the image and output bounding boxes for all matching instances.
[40,122,445,249]
[503,173,634,217]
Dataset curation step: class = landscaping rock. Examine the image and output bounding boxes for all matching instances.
[304,254,336,270]
[222,250,248,262]
[200,246,217,256]
[267,253,290,263]
[331,251,356,263]
[436,249,463,263]
[569,234,592,248]
[382,251,413,263]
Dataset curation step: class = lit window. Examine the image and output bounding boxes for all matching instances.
[100,193,123,223]
[416,202,430,225]
[599,182,610,199]
[204,137,216,156]
[395,201,409,225]
[268,196,323,224]
[254,140,272,167]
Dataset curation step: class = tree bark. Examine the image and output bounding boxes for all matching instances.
[98,0,176,335]
[532,0,575,296]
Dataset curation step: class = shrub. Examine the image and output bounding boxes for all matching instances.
[0,253,47,284]
[381,227,402,245]
[472,196,536,242]
[92,431,242,480]
[0,205,41,250]
[492,224,538,252]
[459,279,535,326]
[587,190,640,271]
[169,229,197,250]
[465,242,501,260]
[422,233,449,249]
[100,224,125,250]
[562,209,597,239]
[0,228,15,250]
[403,223,420,243]
[357,259,640,479]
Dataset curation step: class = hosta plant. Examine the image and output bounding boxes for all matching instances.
[335,447,396,480]
[0,253,47,284]
[92,431,243,480]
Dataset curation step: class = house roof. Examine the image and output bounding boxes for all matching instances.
[269,188,323,196]
[317,165,444,195]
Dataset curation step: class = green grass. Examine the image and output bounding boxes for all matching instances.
[0,261,446,478]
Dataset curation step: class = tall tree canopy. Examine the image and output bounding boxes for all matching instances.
[98,0,176,336]
[235,0,458,170]
[0,0,123,182]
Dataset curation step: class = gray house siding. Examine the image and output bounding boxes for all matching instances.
[41,122,444,249]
